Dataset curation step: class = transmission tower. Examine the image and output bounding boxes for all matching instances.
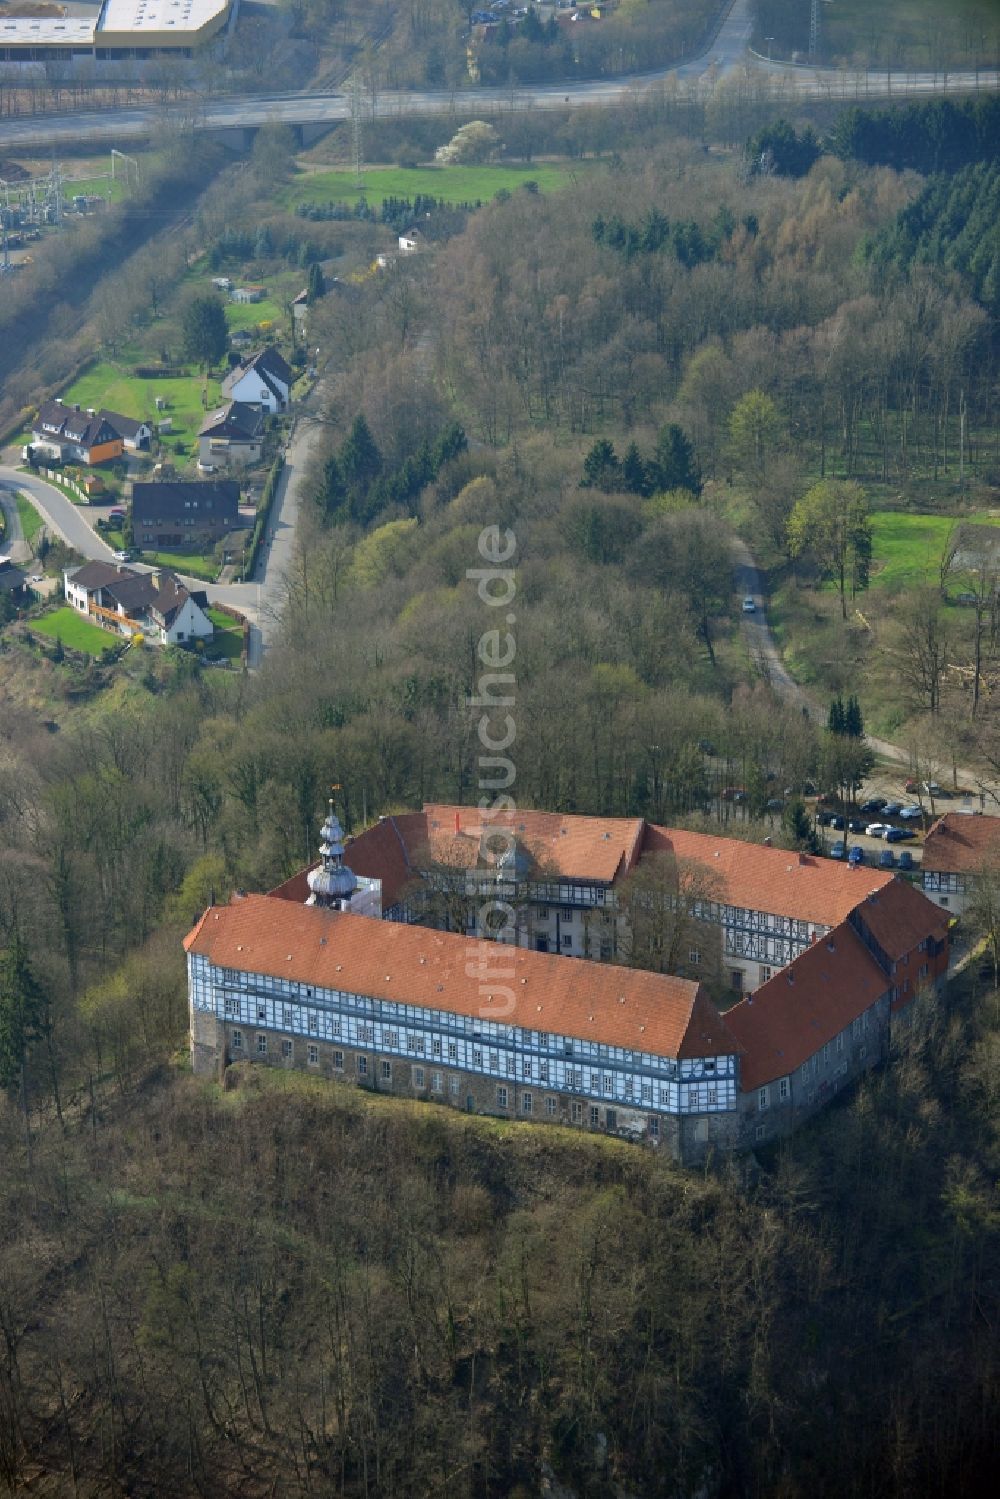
[809,0,820,62]
[349,72,365,186]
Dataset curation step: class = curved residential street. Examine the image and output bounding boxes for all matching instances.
[0,0,996,150]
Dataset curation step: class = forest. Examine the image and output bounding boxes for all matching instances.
[0,87,999,1497]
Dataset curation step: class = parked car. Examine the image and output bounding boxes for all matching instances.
[848,818,865,833]
[741,596,756,613]
[860,797,887,814]
[830,815,845,830]
[108,507,126,521]
[897,850,915,871]
[829,841,846,860]
[848,845,864,865]
[885,827,917,842]
[923,781,946,797]
[112,549,135,563]
[879,849,896,868]
[765,797,784,812]
[899,805,924,820]
[904,778,918,793]
[882,802,903,816]
[818,811,836,827]
[866,822,892,838]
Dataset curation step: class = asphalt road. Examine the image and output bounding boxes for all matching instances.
[0,480,30,565]
[0,0,996,150]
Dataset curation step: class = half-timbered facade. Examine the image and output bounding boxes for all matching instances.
[921,812,1000,918]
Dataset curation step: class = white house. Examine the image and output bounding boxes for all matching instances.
[63,561,214,648]
[221,347,294,414]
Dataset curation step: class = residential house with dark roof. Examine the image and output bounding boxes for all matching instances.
[921,811,1000,917]
[100,410,152,452]
[32,400,123,466]
[64,560,213,647]
[198,401,265,470]
[131,480,240,550]
[221,347,294,414]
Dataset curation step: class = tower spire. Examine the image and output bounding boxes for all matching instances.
[306,795,357,909]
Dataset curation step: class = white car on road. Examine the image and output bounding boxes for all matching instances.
[742,596,756,613]
[865,822,892,838]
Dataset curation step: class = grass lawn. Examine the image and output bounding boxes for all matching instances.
[62,362,222,462]
[206,607,245,661]
[64,173,128,205]
[225,298,286,334]
[284,160,586,210]
[34,607,115,656]
[869,511,1000,594]
[141,548,219,582]
[15,492,44,547]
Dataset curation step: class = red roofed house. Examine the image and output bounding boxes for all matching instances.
[920,811,1000,918]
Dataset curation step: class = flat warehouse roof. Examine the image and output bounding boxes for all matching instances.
[100,0,229,32]
[0,20,95,41]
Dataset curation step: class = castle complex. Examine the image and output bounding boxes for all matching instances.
[187,804,950,1165]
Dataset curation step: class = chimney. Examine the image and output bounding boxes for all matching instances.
[454,811,460,833]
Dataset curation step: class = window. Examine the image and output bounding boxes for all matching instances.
[432,1038,442,1056]
[648,1116,659,1138]
[561,933,572,948]
[496,1085,509,1108]
[589,1106,600,1126]
[386,1030,398,1048]
[603,1075,613,1095]
[449,1076,460,1096]
[308,1044,320,1065]
[282,1006,292,1027]
[412,1035,425,1054]
[281,1039,293,1059]
[448,1042,458,1061]
[225,996,238,1016]
[381,1060,392,1081]
[624,1079,633,1101]
[521,1091,532,1114]
[571,1102,583,1123]
[778,1077,789,1101]
[232,1030,243,1049]
[539,1061,549,1082]
[545,1097,557,1117]
[755,1124,766,1142]
[590,1070,600,1092]
[257,1005,267,1022]
[730,970,744,991]
[641,1082,651,1103]
[257,1034,267,1055]
[413,1066,425,1087]
[760,965,772,984]
[689,948,701,966]
[431,1071,443,1093]
[536,906,548,920]
[308,1014,318,1034]
[707,1086,718,1106]
[758,1086,769,1111]
[599,940,613,960]
[332,1049,343,1070]
[473,1048,483,1067]
[606,1109,617,1130]
[357,1056,368,1077]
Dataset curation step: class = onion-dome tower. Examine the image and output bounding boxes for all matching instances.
[307,800,357,909]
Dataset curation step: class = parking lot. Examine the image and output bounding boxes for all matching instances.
[810,778,984,869]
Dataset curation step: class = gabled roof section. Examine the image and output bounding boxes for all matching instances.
[419,804,646,884]
[131,480,240,523]
[198,400,265,440]
[725,920,889,1091]
[921,812,1000,874]
[100,409,149,441]
[642,824,895,928]
[345,813,424,907]
[67,560,135,590]
[850,877,949,963]
[184,895,738,1062]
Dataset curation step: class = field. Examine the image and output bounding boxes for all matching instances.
[820,0,1000,68]
[868,511,1000,593]
[284,160,586,211]
[224,296,286,334]
[34,607,115,656]
[15,492,44,547]
[62,363,223,462]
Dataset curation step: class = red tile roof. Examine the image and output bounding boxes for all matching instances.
[725,921,890,1091]
[850,877,949,962]
[921,812,1000,875]
[642,824,894,928]
[420,804,645,883]
[185,895,739,1062]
